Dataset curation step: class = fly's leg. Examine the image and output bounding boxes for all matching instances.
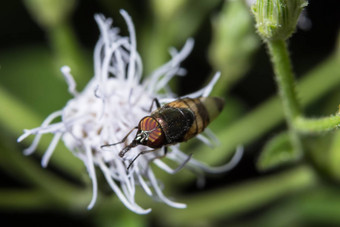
[143,98,161,112]
[147,146,168,164]
[172,153,193,173]
[127,148,158,169]
[147,147,193,173]
[127,146,193,173]
[100,127,138,148]
[152,98,161,109]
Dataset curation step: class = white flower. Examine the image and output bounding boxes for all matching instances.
[18,10,242,214]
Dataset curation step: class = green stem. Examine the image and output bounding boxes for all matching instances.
[48,22,91,89]
[267,40,302,119]
[0,189,52,209]
[267,39,303,154]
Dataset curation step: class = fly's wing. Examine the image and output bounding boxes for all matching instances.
[154,107,194,144]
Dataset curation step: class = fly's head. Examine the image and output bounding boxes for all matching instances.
[136,116,165,148]
[118,116,165,158]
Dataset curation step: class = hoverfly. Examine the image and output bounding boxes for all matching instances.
[101,97,224,169]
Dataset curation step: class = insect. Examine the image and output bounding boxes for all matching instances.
[101,97,224,168]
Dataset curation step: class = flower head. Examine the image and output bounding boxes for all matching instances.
[18,10,242,214]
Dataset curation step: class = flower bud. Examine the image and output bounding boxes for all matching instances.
[151,0,187,21]
[251,0,308,41]
[24,0,76,28]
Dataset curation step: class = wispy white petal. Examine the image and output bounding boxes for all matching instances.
[186,146,243,174]
[145,38,194,94]
[41,133,62,167]
[85,143,98,210]
[98,159,151,214]
[120,10,138,84]
[61,66,78,96]
[19,110,63,155]
[147,168,186,209]
[136,170,153,196]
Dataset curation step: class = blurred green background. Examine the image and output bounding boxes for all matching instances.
[0,0,340,226]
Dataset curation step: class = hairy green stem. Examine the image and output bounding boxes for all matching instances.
[267,39,303,154]
[295,115,340,133]
[267,40,302,119]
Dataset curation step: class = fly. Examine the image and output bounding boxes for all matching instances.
[101,97,224,169]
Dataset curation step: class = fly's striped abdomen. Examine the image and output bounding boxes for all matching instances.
[198,97,224,122]
[156,97,224,142]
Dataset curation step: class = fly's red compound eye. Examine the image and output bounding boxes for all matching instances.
[139,117,165,148]
[139,116,158,131]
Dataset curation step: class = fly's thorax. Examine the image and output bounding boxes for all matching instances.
[152,106,195,144]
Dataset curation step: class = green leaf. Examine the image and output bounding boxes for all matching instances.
[257,132,302,171]
[305,130,340,182]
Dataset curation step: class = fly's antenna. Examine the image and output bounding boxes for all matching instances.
[119,142,137,158]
